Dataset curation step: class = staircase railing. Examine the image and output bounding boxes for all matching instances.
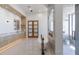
[41,35,45,55]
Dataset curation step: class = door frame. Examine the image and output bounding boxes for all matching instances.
[28,20,39,38]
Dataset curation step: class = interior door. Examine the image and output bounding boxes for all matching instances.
[28,20,38,38]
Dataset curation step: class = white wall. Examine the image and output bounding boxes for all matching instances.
[54,5,63,55]
[0,7,21,35]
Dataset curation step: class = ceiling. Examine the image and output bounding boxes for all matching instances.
[10,4,74,16]
[11,4,48,15]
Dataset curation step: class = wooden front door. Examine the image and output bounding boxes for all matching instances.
[28,20,38,38]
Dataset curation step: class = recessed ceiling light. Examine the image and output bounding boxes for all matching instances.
[28,6,33,12]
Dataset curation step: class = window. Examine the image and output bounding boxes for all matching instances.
[50,20,53,31]
[48,9,54,32]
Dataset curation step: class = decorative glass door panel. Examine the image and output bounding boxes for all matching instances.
[28,21,38,38]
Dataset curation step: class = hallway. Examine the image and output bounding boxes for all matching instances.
[0,38,53,55]
[0,4,76,55]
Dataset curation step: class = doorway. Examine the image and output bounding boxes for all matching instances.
[63,5,75,55]
[28,20,38,38]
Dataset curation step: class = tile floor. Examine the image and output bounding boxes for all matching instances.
[0,38,54,55]
[63,44,75,55]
